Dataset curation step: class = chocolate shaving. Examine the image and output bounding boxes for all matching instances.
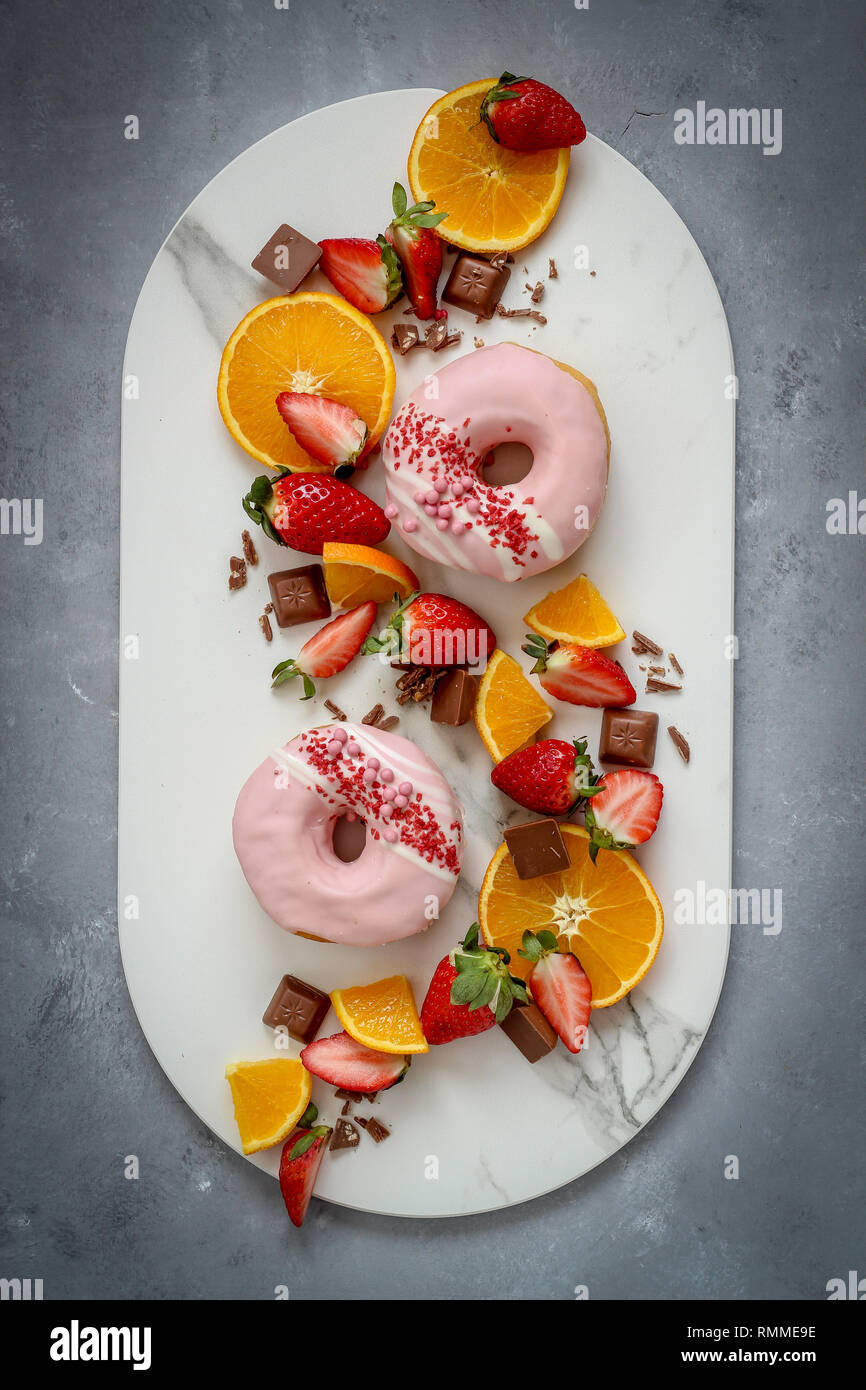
[334,1088,368,1103]
[425,321,449,351]
[229,556,245,574]
[395,665,447,704]
[530,282,545,304]
[324,699,347,721]
[496,304,547,325]
[391,322,420,355]
[362,1116,390,1143]
[646,677,682,694]
[354,1115,367,1128]
[647,664,666,675]
[548,258,558,278]
[361,703,385,726]
[669,652,684,676]
[241,530,258,566]
[489,251,512,269]
[228,561,246,591]
[442,332,462,349]
[340,1098,352,1116]
[264,601,274,614]
[474,337,485,348]
[632,630,664,656]
[403,305,416,315]
[377,715,399,732]
[259,613,273,642]
[668,726,691,764]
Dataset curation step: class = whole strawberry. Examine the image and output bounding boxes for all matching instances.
[480,72,586,152]
[420,922,527,1045]
[491,737,601,815]
[243,470,390,554]
[523,632,636,708]
[383,183,448,320]
[584,769,664,863]
[519,930,592,1054]
[363,591,496,667]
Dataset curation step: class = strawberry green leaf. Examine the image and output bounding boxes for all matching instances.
[288,1126,331,1161]
[297,1102,318,1128]
[392,181,408,218]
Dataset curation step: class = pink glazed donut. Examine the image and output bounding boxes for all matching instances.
[232,723,463,946]
[382,342,610,581]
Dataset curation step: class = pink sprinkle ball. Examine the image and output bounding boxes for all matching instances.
[434,478,449,494]
[332,728,348,743]
[383,827,399,843]
[394,795,409,809]
[383,785,397,802]
[403,517,418,532]
[398,781,413,796]
[327,739,343,757]
[451,520,464,535]
[436,517,449,531]
[380,804,393,821]
[380,768,394,783]
[424,503,438,516]
[466,498,481,514]
[384,503,399,518]
[413,489,427,504]
[462,475,475,489]
[425,490,439,505]
[346,741,360,757]
[363,769,377,785]
[452,482,465,497]
[366,757,380,770]
[437,504,452,518]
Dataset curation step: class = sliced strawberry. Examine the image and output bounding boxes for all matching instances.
[491,737,602,815]
[519,930,591,1053]
[523,632,635,708]
[584,769,663,861]
[317,236,403,314]
[383,183,448,321]
[363,591,496,667]
[420,923,527,1046]
[271,601,377,697]
[480,72,586,152]
[275,393,368,476]
[299,1031,410,1091]
[279,1125,332,1228]
[243,471,390,553]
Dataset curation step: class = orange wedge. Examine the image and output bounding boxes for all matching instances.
[479,824,663,1007]
[407,81,571,252]
[330,975,429,1054]
[218,293,396,473]
[524,573,626,647]
[474,648,553,762]
[322,542,419,609]
[224,1058,312,1154]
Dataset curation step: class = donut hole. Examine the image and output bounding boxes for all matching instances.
[331,812,367,863]
[480,441,534,487]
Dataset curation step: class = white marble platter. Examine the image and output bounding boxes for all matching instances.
[119,89,734,1217]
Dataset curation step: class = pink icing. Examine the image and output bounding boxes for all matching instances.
[232,723,463,947]
[382,343,608,581]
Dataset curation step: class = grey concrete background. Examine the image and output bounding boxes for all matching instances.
[1,0,864,1301]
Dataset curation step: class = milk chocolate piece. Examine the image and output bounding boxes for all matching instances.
[267,564,331,628]
[430,668,477,725]
[357,1116,390,1143]
[329,1118,360,1152]
[391,322,420,355]
[443,253,511,319]
[262,974,330,1042]
[599,707,659,768]
[667,725,691,764]
[252,223,321,293]
[504,819,570,880]
[500,1000,557,1063]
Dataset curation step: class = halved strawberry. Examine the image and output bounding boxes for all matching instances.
[363,591,496,667]
[491,737,601,815]
[584,769,664,862]
[275,393,369,477]
[519,930,592,1053]
[299,1031,410,1092]
[279,1122,332,1228]
[317,236,403,314]
[383,183,448,321]
[243,471,390,554]
[480,73,586,152]
[523,632,635,708]
[271,601,377,697]
[420,923,528,1046]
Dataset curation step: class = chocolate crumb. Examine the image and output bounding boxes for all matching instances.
[395,665,447,704]
[229,556,245,574]
[340,1098,351,1116]
[241,530,258,566]
[334,1088,367,1103]
[668,726,691,764]
[530,282,545,304]
[403,305,416,315]
[489,251,512,269]
[264,601,274,614]
[377,716,399,732]
[496,305,547,325]
[442,332,462,349]
[646,677,682,694]
[590,270,597,277]
[324,699,347,721]
[259,613,273,642]
[632,630,664,656]
[548,258,558,279]
[329,1118,360,1152]
[360,1116,390,1143]
[647,664,666,675]
[354,1115,367,1128]
[638,663,647,671]
[391,322,420,355]
[425,321,449,351]
[669,652,684,677]
[361,703,385,726]
[228,563,246,591]
[474,337,485,348]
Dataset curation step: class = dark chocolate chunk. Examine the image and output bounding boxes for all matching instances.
[251,223,321,294]
[391,322,420,355]
[599,707,659,768]
[430,668,477,725]
[504,819,570,880]
[443,253,511,319]
[267,564,331,628]
[329,1118,360,1152]
[500,1000,557,1063]
[262,974,330,1043]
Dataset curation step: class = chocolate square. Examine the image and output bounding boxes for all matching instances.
[443,253,511,319]
[251,223,322,294]
[500,1000,557,1063]
[262,974,330,1043]
[267,565,331,628]
[599,707,659,768]
[430,669,477,725]
[504,819,570,880]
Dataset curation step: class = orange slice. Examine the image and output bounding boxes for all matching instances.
[524,573,626,647]
[224,1058,312,1155]
[330,975,428,1054]
[474,648,553,762]
[407,81,571,252]
[479,824,663,1008]
[218,293,396,473]
[322,542,419,609]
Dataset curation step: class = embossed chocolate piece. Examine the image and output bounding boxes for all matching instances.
[267,564,331,628]
[599,707,659,768]
[262,974,330,1043]
[443,253,511,319]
